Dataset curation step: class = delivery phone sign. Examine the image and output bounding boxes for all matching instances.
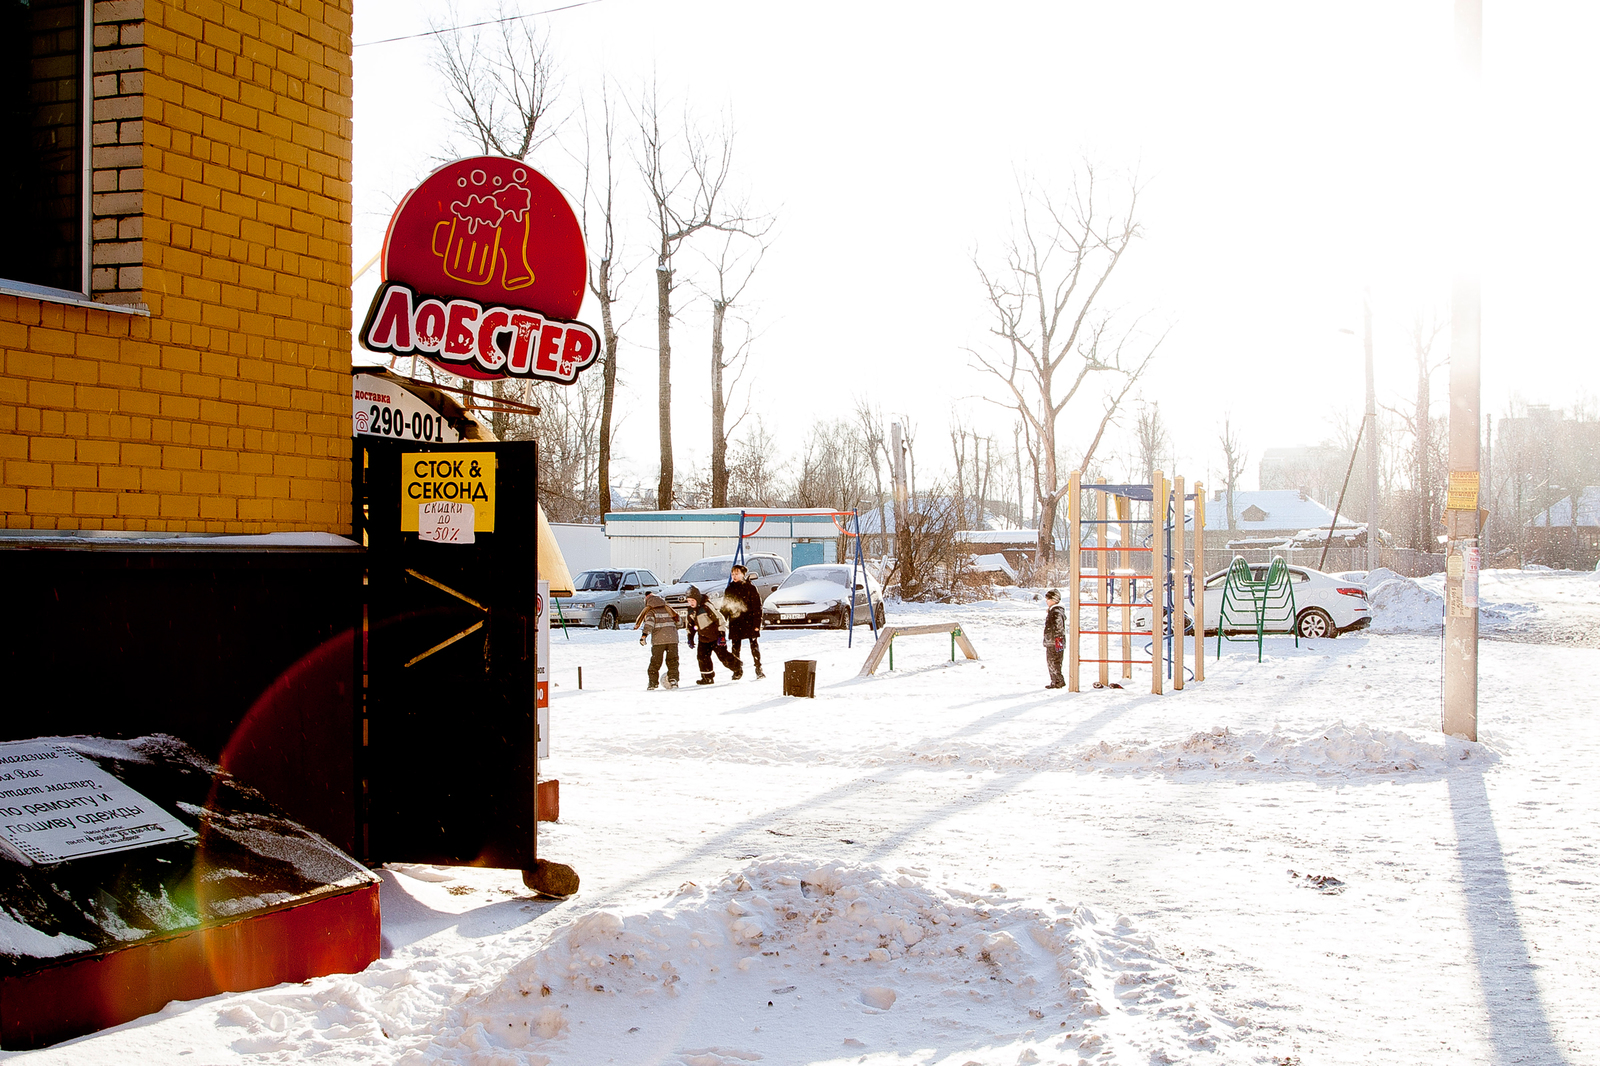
[360,156,599,384]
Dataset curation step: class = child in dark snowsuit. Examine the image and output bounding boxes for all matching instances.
[635,592,681,689]
[722,564,766,679]
[685,586,742,685]
[1043,588,1066,689]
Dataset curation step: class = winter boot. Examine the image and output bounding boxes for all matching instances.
[665,679,679,689]
[696,673,715,686]
[755,668,766,679]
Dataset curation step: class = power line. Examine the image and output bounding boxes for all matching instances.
[353,0,605,48]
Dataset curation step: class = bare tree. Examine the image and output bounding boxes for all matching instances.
[432,3,562,161]
[1219,415,1248,532]
[700,230,771,506]
[577,86,629,516]
[726,418,785,507]
[636,87,762,509]
[1133,399,1170,482]
[1382,312,1447,549]
[970,169,1166,563]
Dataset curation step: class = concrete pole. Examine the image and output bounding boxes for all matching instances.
[1443,0,1481,741]
[889,422,909,561]
[1364,293,1379,572]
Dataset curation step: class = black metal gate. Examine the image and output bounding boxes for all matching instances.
[355,438,540,872]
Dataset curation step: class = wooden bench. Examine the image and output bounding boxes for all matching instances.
[857,622,980,676]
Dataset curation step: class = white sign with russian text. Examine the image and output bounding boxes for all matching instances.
[0,742,195,865]
[418,500,476,544]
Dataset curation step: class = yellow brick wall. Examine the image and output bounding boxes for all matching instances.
[0,0,354,532]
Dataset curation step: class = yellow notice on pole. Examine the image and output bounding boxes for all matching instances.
[1445,470,1479,512]
[401,453,496,532]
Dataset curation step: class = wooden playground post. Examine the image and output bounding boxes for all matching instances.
[1067,470,1081,692]
[1173,475,1186,691]
[1117,493,1132,680]
[1152,471,1167,695]
[1095,478,1108,688]
[1193,482,1206,683]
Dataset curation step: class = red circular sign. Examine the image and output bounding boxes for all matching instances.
[383,157,586,319]
[363,157,596,383]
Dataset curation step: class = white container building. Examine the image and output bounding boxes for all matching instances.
[603,509,853,583]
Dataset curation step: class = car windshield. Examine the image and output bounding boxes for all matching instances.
[678,560,732,584]
[573,571,620,591]
[781,567,853,589]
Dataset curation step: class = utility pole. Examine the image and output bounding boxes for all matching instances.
[889,422,909,561]
[1442,0,1481,741]
[1364,292,1379,572]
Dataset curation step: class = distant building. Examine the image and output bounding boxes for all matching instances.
[1199,489,1364,551]
[1525,487,1600,569]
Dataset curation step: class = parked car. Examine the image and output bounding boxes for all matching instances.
[762,564,886,629]
[662,553,790,612]
[1133,563,1370,638]
[553,568,665,629]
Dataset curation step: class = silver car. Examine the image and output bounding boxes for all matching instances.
[762,565,886,629]
[554,568,665,629]
[662,553,790,613]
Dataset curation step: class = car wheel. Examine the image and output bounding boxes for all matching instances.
[874,602,886,628]
[598,608,618,630]
[1296,607,1334,639]
[830,607,848,630]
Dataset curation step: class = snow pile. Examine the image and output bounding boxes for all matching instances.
[402,858,1241,1065]
[1073,723,1492,775]
[1368,576,1443,632]
[0,913,94,958]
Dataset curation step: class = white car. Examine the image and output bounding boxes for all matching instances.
[1132,563,1370,638]
[762,565,887,629]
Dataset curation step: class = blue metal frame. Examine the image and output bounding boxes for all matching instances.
[733,509,879,646]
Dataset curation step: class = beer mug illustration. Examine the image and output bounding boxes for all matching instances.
[430,168,537,290]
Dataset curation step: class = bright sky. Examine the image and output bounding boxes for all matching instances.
[352,1,1598,495]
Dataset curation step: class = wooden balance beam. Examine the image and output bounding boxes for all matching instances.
[858,622,981,677]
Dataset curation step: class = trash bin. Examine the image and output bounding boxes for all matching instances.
[783,659,816,698]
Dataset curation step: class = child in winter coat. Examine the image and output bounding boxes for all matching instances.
[635,592,681,689]
[1043,588,1066,689]
[685,586,742,685]
[722,564,766,679]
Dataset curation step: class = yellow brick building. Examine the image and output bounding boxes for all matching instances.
[1,0,354,533]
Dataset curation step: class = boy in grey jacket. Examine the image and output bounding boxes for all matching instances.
[635,592,681,689]
[685,586,742,685]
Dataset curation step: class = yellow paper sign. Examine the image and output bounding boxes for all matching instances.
[401,452,496,532]
[1445,470,1479,512]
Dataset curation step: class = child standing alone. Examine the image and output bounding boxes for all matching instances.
[1043,588,1066,689]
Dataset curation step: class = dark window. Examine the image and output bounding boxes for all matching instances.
[0,0,84,292]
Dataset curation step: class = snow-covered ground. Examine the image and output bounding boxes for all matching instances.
[10,571,1599,1065]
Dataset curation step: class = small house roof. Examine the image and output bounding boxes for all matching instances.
[1200,490,1358,533]
[1530,487,1600,527]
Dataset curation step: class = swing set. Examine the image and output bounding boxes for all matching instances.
[730,509,880,647]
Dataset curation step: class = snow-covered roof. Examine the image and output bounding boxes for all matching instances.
[1530,487,1600,527]
[856,500,1012,536]
[1200,490,1357,532]
[955,529,1039,545]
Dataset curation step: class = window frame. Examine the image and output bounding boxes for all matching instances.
[0,0,144,316]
